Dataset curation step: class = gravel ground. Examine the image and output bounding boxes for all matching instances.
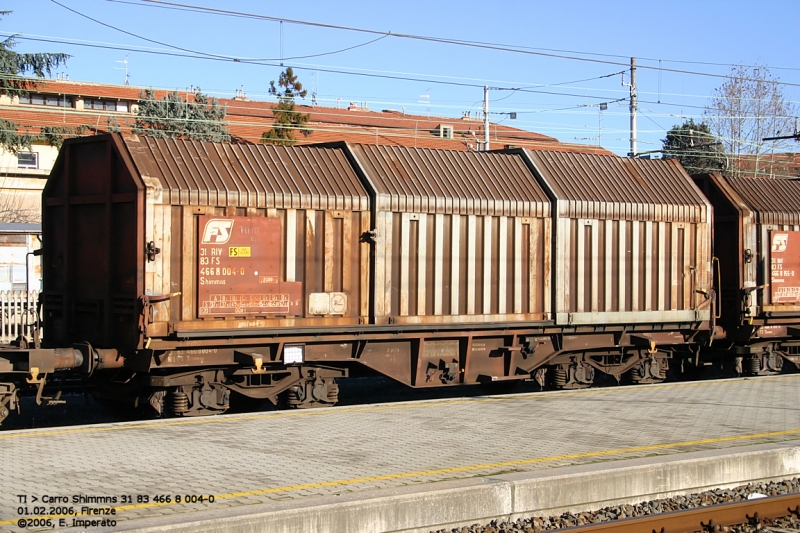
[432,479,800,533]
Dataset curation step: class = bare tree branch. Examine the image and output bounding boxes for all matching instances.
[705,64,798,178]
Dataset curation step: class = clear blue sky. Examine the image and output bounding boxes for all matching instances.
[4,0,799,155]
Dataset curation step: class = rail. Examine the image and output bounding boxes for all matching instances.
[559,493,800,533]
[0,290,39,345]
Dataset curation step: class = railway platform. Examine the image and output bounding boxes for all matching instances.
[2,375,800,533]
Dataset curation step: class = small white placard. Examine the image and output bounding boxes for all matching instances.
[284,345,304,364]
[329,292,347,315]
[308,292,330,315]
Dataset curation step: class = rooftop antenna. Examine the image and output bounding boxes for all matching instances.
[115,54,130,85]
[418,89,431,116]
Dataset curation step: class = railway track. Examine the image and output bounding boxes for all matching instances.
[557,494,800,533]
[434,480,800,533]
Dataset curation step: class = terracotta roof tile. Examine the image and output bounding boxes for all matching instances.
[1,78,614,155]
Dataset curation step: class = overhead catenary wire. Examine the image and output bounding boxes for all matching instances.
[9,25,799,112]
[7,2,799,161]
[103,0,800,74]
[5,31,641,102]
[3,98,790,153]
[32,0,800,91]
[49,0,391,62]
[103,0,800,88]
[6,93,788,160]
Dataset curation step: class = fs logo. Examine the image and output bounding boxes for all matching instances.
[772,233,789,253]
[202,219,234,244]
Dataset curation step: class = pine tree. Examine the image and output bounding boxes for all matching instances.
[0,11,69,153]
[133,88,230,142]
[662,119,727,175]
[261,67,311,146]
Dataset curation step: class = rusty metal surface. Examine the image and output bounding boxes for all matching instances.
[520,151,712,325]
[52,348,83,369]
[725,176,800,226]
[350,144,551,216]
[123,134,370,210]
[42,134,143,350]
[558,493,800,533]
[553,217,711,324]
[770,230,800,305]
[197,215,303,317]
[696,174,800,324]
[523,150,709,222]
[349,145,553,324]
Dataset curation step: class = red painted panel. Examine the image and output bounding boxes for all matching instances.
[198,215,302,316]
[770,230,800,304]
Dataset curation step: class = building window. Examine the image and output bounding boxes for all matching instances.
[17,152,38,169]
[85,98,127,112]
[19,93,72,107]
[438,124,454,139]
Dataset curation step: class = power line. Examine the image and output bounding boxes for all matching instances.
[9,3,799,159]
[104,0,800,74]
[15,19,798,116]
[6,33,641,102]
[50,0,391,62]
[104,0,800,88]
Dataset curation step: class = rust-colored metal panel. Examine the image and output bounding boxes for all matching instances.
[695,174,800,326]
[349,145,551,217]
[42,134,143,350]
[522,150,712,325]
[725,176,800,226]
[348,145,552,325]
[197,215,302,317]
[720,176,800,315]
[524,150,708,222]
[123,137,372,334]
[769,230,800,304]
[44,135,375,351]
[371,209,551,324]
[123,135,370,211]
[170,205,366,330]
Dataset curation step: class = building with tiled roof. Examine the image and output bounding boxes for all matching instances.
[730,151,800,179]
[0,77,614,223]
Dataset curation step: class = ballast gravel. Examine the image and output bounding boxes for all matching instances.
[431,478,800,533]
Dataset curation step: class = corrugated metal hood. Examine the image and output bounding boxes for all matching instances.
[121,134,370,211]
[723,175,800,226]
[523,150,709,222]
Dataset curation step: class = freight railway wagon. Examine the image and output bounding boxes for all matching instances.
[0,133,726,422]
[694,173,800,375]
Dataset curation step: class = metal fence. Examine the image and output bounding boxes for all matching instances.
[0,290,39,345]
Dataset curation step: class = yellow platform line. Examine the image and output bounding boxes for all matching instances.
[1,375,797,441]
[1,427,799,526]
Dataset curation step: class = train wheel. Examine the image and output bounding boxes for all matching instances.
[627,355,668,384]
[746,350,784,376]
[776,351,800,372]
[284,374,339,409]
[0,383,16,425]
[170,383,230,417]
[550,361,594,390]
